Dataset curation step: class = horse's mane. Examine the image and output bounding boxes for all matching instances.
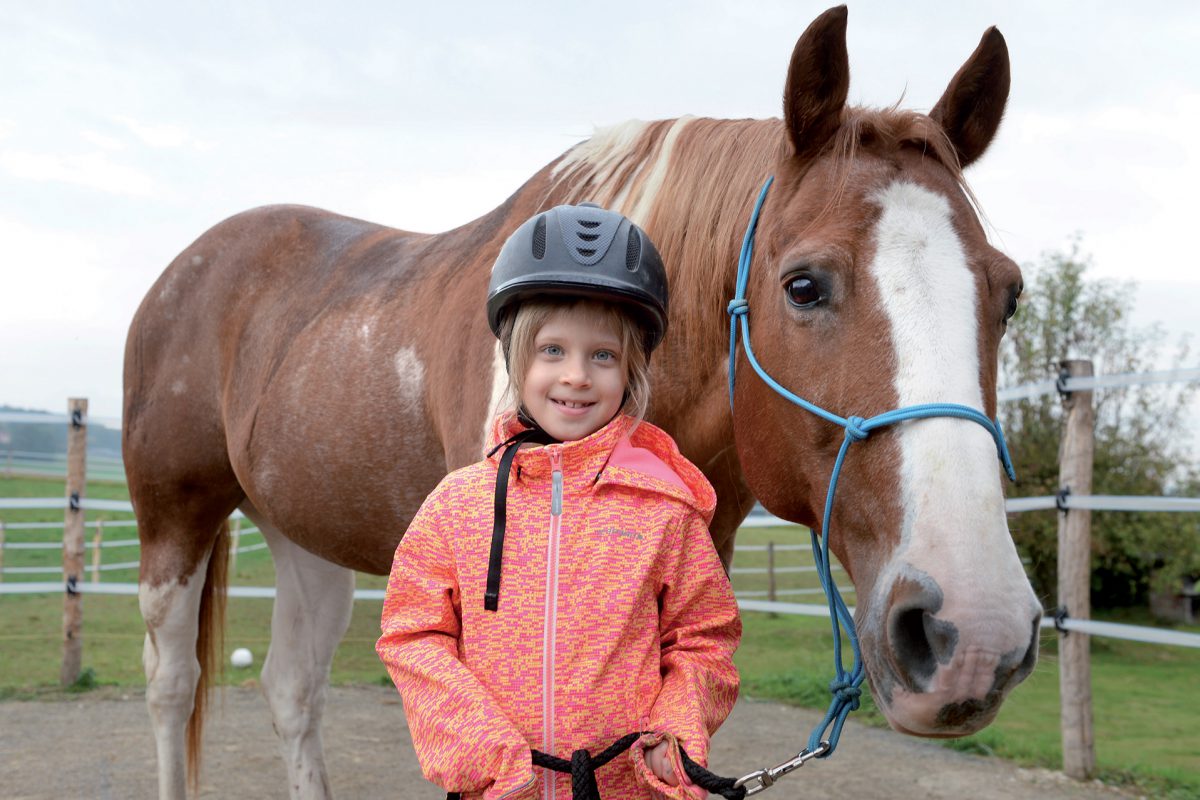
[548,107,969,354]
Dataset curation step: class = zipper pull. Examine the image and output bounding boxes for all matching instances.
[549,446,563,517]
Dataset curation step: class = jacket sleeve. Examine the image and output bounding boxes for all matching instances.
[376,489,536,800]
[647,509,742,767]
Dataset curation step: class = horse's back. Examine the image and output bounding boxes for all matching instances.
[124,204,457,572]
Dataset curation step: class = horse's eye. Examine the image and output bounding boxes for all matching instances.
[786,276,821,308]
[1003,284,1021,323]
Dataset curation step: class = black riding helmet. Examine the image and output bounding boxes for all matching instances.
[486,203,668,354]
[481,204,668,614]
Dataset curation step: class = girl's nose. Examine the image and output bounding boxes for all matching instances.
[560,358,591,386]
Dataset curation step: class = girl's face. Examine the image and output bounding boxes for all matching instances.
[521,307,627,441]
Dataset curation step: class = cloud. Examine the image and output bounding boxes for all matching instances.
[112,115,213,150]
[80,129,126,151]
[0,149,156,196]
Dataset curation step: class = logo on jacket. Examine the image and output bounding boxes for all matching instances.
[602,527,643,541]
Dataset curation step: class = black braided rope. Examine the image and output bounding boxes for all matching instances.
[446,731,747,799]
[678,747,746,800]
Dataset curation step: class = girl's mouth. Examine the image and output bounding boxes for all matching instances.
[551,398,595,415]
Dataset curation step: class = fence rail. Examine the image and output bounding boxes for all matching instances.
[3,373,1200,780]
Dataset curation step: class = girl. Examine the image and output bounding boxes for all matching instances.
[377,204,741,800]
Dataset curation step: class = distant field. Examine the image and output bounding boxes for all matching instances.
[2,474,1197,798]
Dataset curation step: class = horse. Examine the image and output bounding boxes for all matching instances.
[124,6,1042,798]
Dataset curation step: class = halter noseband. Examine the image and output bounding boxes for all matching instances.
[726,176,1017,760]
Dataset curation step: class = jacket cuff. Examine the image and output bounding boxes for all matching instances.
[630,732,708,800]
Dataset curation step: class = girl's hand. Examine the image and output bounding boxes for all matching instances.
[645,740,678,787]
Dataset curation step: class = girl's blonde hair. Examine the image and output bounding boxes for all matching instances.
[499,298,651,423]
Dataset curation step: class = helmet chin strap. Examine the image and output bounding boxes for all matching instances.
[484,393,632,613]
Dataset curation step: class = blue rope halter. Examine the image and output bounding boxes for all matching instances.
[727,176,1017,758]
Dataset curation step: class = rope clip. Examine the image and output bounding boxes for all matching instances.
[733,742,829,795]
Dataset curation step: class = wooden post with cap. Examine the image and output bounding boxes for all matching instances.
[1056,361,1096,780]
[61,398,88,686]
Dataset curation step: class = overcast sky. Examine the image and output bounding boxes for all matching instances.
[2,1,1198,428]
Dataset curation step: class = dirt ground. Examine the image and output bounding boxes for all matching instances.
[0,684,1137,800]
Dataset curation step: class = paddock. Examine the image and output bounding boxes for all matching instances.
[2,363,1198,797]
[0,686,1131,800]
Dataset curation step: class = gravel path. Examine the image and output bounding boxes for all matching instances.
[0,685,1135,799]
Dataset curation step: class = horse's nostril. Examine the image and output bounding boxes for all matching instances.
[889,605,959,688]
[1018,615,1040,675]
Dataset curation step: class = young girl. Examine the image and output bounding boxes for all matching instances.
[377,204,741,800]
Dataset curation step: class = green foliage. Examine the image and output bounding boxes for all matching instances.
[1001,242,1200,608]
[65,667,100,693]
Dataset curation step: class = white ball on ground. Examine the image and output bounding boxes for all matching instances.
[230,647,253,668]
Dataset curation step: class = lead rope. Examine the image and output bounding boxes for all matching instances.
[447,737,746,800]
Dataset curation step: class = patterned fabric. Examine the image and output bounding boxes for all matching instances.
[377,414,741,800]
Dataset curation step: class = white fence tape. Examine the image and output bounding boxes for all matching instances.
[997,366,1200,403]
[1002,495,1200,513]
[1040,616,1200,648]
[1,582,1193,649]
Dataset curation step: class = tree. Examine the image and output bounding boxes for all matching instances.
[1000,242,1200,611]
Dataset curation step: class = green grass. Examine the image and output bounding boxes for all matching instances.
[3,476,1198,796]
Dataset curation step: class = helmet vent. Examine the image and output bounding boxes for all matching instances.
[532,216,546,259]
[625,232,641,272]
[559,207,621,266]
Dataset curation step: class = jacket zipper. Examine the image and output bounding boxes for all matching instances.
[542,445,564,800]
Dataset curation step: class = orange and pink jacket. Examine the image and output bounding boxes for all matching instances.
[377,414,741,799]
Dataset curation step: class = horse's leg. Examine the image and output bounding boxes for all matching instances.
[137,508,231,800]
[241,501,355,800]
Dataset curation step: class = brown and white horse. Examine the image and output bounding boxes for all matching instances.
[124,7,1041,798]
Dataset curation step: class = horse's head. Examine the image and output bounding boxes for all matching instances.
[732,6,1041,737]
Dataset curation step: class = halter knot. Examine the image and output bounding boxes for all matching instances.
[726,298,749,317]
[844,416,869,442]
[829,678,862,711]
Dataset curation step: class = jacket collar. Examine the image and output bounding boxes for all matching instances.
[486,412,716,523]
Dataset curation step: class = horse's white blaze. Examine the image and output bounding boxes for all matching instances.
[139,558,211,799]
[869,181,1032,623]
[392,345,426,415]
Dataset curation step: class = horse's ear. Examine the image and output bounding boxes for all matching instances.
[930,27,1010,168]
[783,5,850,163]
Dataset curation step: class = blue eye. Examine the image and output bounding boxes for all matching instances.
[543,344,563,356]
[594,350,617,362]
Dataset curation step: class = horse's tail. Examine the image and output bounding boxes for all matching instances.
[187,519,230,793]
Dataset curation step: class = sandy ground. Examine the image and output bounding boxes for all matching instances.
[0,684,1137,799]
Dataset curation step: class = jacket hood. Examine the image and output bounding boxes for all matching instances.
[487,412,717,525]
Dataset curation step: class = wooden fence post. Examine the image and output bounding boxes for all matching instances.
[1056,360,1096,780]
[61,398,88,687]
[91,520,103,584]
